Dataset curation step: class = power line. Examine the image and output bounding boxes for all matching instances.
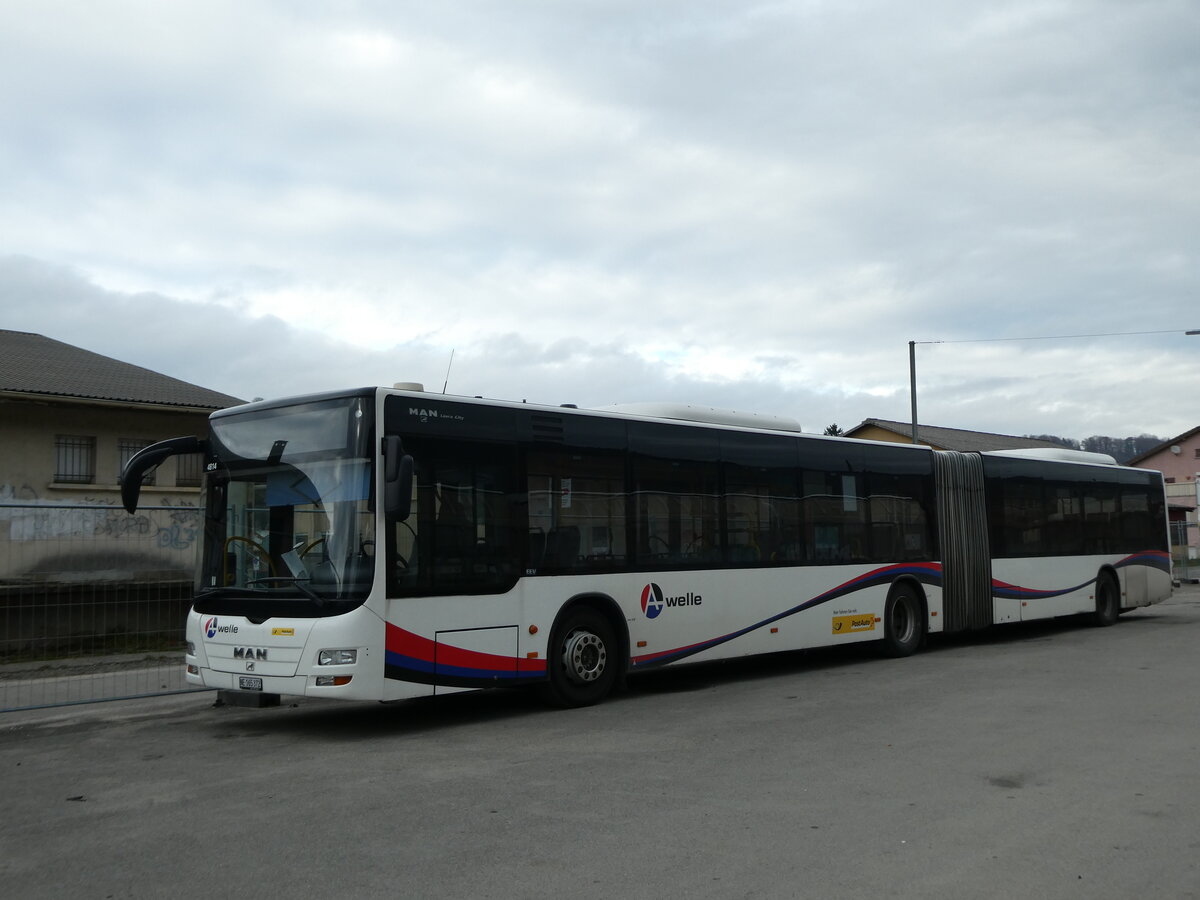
[906,327,1199,443]
[915,328,1199,345]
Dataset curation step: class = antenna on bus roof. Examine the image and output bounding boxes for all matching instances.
[442,349,455,394]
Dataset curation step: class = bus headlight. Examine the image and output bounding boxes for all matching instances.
[186,641,196,656]
[318,649,357,666]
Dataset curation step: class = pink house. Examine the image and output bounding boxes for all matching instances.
[1128,426,1200,577]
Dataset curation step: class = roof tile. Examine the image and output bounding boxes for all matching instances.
[0,330,244,410]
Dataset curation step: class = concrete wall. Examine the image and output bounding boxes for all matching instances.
[0,397,212,583]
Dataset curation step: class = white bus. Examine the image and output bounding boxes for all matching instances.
[120,386,1172,708]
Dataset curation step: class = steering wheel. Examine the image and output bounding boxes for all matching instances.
[296,537,326,559]
[222,536,276,585]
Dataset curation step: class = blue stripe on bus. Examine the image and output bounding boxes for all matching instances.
[383,654,545,686]
[1114,551,1171,573]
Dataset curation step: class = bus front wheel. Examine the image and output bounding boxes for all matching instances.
[541,606,618,708]
[881,583,925,658]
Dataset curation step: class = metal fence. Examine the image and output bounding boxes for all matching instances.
[0,502,209,711]
[1175,555,1200,584]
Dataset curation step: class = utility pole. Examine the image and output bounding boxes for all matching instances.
[909,340,918,444]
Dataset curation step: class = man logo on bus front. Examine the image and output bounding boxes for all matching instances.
[641,583,665,619]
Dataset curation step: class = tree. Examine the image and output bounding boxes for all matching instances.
[1025,434,1080,450]
[1082,434,1165,464]
[823,424,844,436]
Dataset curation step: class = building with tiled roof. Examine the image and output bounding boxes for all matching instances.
[0,330,241,410]
[0,330,243,508]
[844,418,1066,453]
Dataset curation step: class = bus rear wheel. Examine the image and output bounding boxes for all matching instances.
[1092,573,1119,627]
[881,583,925,658]
[540,606,619,708]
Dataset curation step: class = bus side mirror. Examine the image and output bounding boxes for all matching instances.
[120,435,208,514]
[384,435,414,521]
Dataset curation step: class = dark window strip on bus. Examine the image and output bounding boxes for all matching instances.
[384,414,939,595]
[981,456,1167,558]
[385,407,1164,596]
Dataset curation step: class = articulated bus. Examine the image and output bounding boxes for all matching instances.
[120,385,1172,708]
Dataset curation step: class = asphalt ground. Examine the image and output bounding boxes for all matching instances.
[2,585,1199,899]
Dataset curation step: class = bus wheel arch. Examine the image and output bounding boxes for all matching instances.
[881,579,927,658]
[539,594,628,708]
[1092,567,1120,627]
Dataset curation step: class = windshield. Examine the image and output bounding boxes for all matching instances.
[196,395,375,618]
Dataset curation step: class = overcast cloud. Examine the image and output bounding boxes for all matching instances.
[1,0,1197,440]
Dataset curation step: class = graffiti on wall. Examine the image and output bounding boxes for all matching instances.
[0,487,200,549]
[156,508,201,550]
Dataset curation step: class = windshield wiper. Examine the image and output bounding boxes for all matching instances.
[247,576,325,606]
[193,586,239,601]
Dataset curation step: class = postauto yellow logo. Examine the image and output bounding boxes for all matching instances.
[832,614,876,635]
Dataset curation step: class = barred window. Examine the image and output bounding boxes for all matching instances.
[176,452,204,487]
[118,439,155,486]
[55,435,96,484]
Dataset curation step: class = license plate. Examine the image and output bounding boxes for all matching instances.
[238,676,263,691]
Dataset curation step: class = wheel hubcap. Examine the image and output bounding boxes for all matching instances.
[563,630,606,684]
[893,599,914,642]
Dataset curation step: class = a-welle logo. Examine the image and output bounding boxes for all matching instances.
[203,616,238,639]
[640,583,702,620]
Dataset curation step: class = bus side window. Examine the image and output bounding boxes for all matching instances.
[1045,481,1083,556]
[393,503,419,582]
[800,470,868,564]
[389,443,521,595]
[1083,482,1117,554]
[719,431,801,566]
[526,449,627,573]
[431,458,520,587]
[633,456,719,567]
[1119,486,1152,550]
[723,465,801,565]
[866,471,933,562]
[435,478,475,558]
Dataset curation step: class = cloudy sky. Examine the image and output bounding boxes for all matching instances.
[2,0,1197,441]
